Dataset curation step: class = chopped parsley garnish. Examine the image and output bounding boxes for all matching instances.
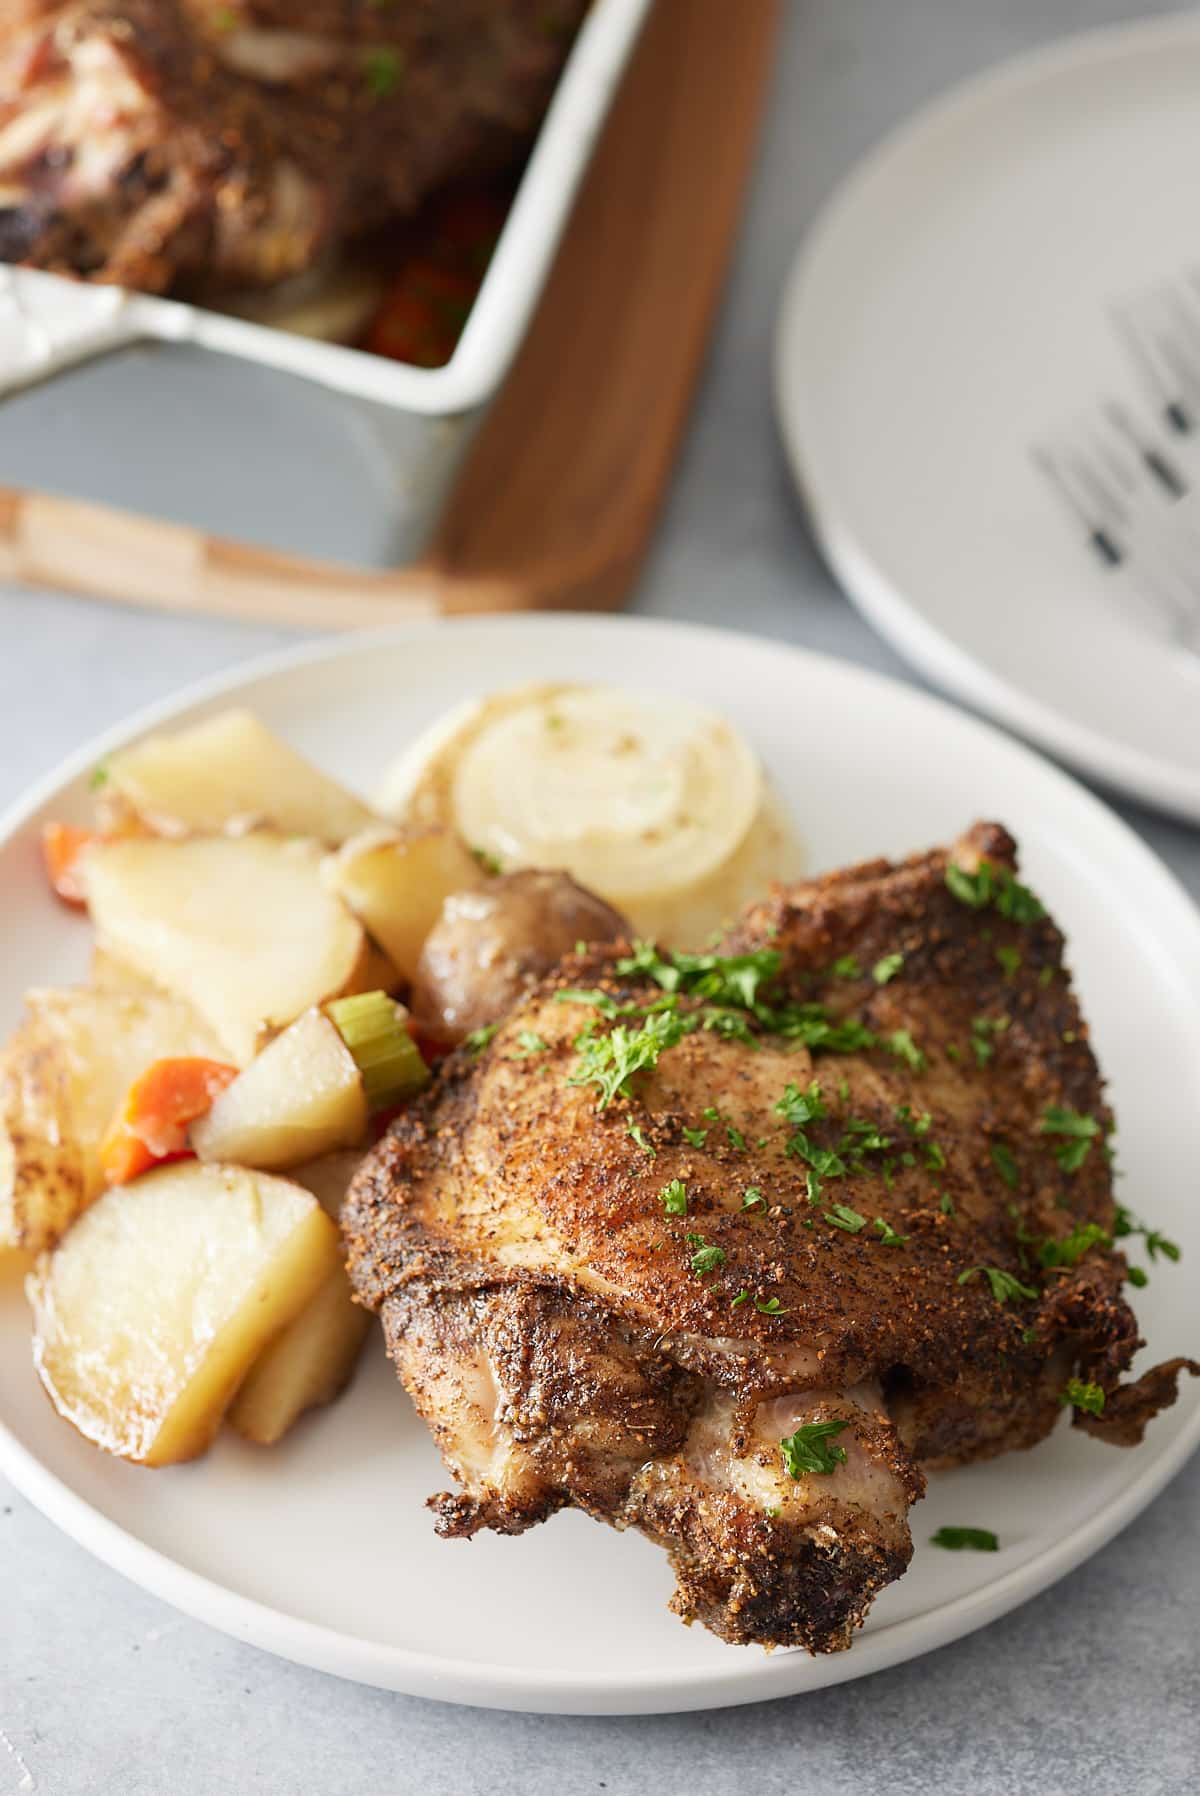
[1060,1378,1105,1415]
[945,859,1045,922]
[725,1122,747,1151]
[609,941,882,1056]
[873,952,905,985]
[780,1419,850,1479]
[1040,1105,1102,1174]
[824,1203,868,1234]
[471,844,503,876]
[1037,1220,1110,1269]
[1114,1205,1181,1262]
[939,1192,956,1215]
[363,45,404,96]
[682,1125,708,1148]
[464,1022,498,1056]
[970,1014,1009,1066]
[995,945,1021,980]
[1128,1265,1148,1288]
[929,1526,999,1552]
[658,1178,688,1216]
[924,1141,947,1172]
[702,1106,720,1121]
[615,941,779,1010]
[957,1266,1038,1304]
[741,1186,766,1210]
[1038,965,1055,988]
[831,955,862,979]
[886,1029,926,1073]
[88,761,109,790]
[555,986,624,1017]
[627,1121,655,1157]
[873,1216,908,1246]
[686,1234,726,1276]
[756,1295,788,1315]
[895,1105,932,1136]
[776,1080,828,1128]
[511,1030,549,1059]
[990,1142,1020,1190]
[568,1008,685,1108]
[945,1042,962,1061]
[805,1169,822,1204]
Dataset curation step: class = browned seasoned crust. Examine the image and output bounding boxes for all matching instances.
[343,821,1194,1651]
[1,0,586,291]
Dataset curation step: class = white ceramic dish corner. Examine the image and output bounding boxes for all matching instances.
[0,0,651,567]
[1,615,1198,1714]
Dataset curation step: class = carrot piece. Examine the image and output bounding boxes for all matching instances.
[100,1057,239,1186]
[41,823,96,907]
[363,263,476,367]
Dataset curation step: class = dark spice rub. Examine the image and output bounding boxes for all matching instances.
[343,822,1196,1652]
[0,1,586,293]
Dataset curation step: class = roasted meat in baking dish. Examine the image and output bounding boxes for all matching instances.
[343,823,1196,1652]
[0,0,586,292]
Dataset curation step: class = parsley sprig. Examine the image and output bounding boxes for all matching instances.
[780,1419,850,1479]
[945,858,1045,923]
[1060,1378,1105,1415]
[1040,1105,1102,1174]
[568,1008,685,1108]
[1114,1204,1181,1276]
[657,1178,688,1216]
[1036,1220,1110,1269]
[957,1265,1039,1304]
[930,1526,999,1552]
[685,1233,726,1276]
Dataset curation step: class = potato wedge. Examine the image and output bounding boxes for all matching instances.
[28,1161,340,1465]
[228,1148,370,1444]
[322,826,480,983]
[98,708,376,843]
[190,1007,368,1170]
[84,833,367,1065]
[227,1265,369,1446]
[0,987,223,1253]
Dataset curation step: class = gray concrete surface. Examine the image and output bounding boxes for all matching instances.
[1,2,1198,1791]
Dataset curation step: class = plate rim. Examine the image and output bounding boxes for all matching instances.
[2,612,1199,1714]
[775,11,1200,826]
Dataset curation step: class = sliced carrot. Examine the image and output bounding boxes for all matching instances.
[363,263,476,367]
[41,823,97,907]
[100,1056,239,1186]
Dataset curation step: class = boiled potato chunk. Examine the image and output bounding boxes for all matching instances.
[89,946,162,996]
[190,1007,368,1170]
[322,826,481,982]
[85,833,367,1065]
[28,1161,340,1465]
[0,987,223,1253]
[229,1149,369,1445]
[227,1265,369,1446]
[98,708,376,843]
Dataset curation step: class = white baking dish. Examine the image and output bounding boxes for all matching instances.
[0,0,651,569]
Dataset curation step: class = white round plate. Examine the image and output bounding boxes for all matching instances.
[2,616,1198,1714]
[776,16,1200,823]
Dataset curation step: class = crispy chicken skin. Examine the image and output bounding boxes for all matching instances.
[343,823,1196,1652]
[0,0,586,292]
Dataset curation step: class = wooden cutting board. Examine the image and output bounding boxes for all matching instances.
[0,0,780,629]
